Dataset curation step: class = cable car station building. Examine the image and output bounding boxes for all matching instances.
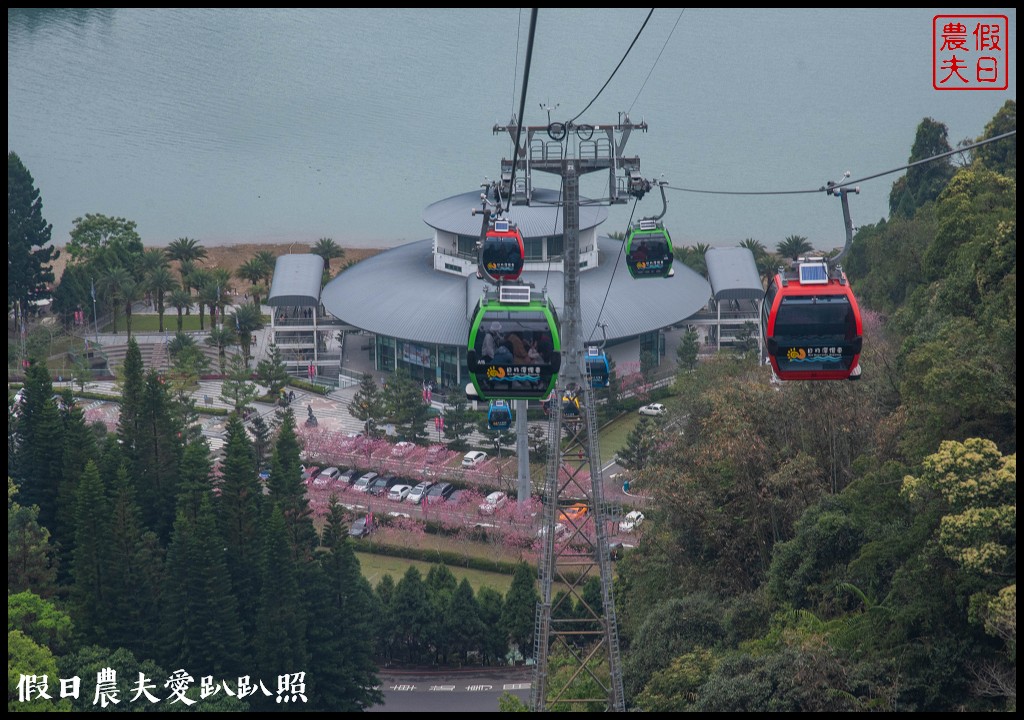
[313,184,745,391]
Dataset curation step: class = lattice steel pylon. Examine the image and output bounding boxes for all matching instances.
[493,117,647,711]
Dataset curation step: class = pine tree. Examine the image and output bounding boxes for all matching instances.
[115,338,146,465]
[676,328,700,372]
[8,478,58,598]
[14,361,64,531]
[425,563,459,662]
[304,500,383,711]
[220,352,258,414]
[103,464,165,660]
[349,372,383,437]
[254,505,308,693]
[217,413,263,644]
[137,371,184,540]
[163,496,245,679]
[8,152,58,329]
[501,561,539,662]
[255,342,290,400]
[616,417,658,472]
[68,460,110,646]
[268,409,316,557]
[477,586,507,665]
[392,566,433,664]
[382,370,432,443]
[441,398,474,451]
[374,574,398,664]
[448,578,486,664]
[175,439,212,524]
[57,401,99,554]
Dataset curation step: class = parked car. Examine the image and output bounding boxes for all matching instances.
[338,468,358,486]
[406,481,434,504]
[558,502,589,523]
[479,491,508,515]
[301,464,321,482]
[367,475,392,496]
[537,522,570,540]
[618,510,646,533]
[391,441,415,457]
[639,403,666,417]
[462,450,488,468]
[424,482,455,504]
[352,471,378,493]
[319,467,342,483]
[388,484,413,502]
[349,514,375,538]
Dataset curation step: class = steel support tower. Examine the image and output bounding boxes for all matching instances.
[494,117,646,711]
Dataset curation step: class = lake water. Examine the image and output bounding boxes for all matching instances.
[8,8,1016,251]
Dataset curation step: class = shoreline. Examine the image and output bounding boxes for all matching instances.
[49,242,388,286]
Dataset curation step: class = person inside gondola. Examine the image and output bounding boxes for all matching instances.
[633,241,649,262]
[492,341,514,365]
[506,332,529,364]
[537,332,554,364]
[481,321,502,361]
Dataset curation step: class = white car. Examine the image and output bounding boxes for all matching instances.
[319,467,342,482]
[478,491,508,515]
[639,403,666,417]
[537,522,570,540]
[406,481,434,504]
[619,510,646,533]
[352,471,378,493]
[462,450,488,468]
[387,484,413,502]
[391,441,415,457]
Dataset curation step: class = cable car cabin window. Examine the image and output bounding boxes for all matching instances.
[481,229,525,282]
[774,296,857,343]
[626,230,674,278]
[469,309,559,399]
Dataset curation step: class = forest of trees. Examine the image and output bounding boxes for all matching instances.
[8,101,1015,711]
[613,101,1016,712]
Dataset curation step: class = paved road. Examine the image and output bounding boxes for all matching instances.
[369,667,533,712]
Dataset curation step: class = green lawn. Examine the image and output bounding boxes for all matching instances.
[103,314,206,333]
[597,412,642,465]
[355,550,519,595]
[103,312,271,334]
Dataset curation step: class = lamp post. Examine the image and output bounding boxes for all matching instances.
[91,278,99,345]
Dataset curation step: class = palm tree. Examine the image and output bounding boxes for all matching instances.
[168,286,192,332]
[205,326,237,374]
[140,248,169,308]
[166,237,208,266]
[739,238,767,258]
[121,276,146,341]
[776,234,814,262]
[739,238,775,285]
[197,280,220,332]
[210,268,234,324]
[253,250,276,285]
[690,243,711,277]
[236,258,267,305]
[311,237,343,262]
[147,265,176,332]
[231,303,264,366]
[99,266,133,334]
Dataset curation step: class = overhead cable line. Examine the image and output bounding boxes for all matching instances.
[627,9,685,115]
[568,9,654,124]
[588,198,639,342]
[503,8,538,215]
[664,130,1017,197]
[511,8,523,119]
